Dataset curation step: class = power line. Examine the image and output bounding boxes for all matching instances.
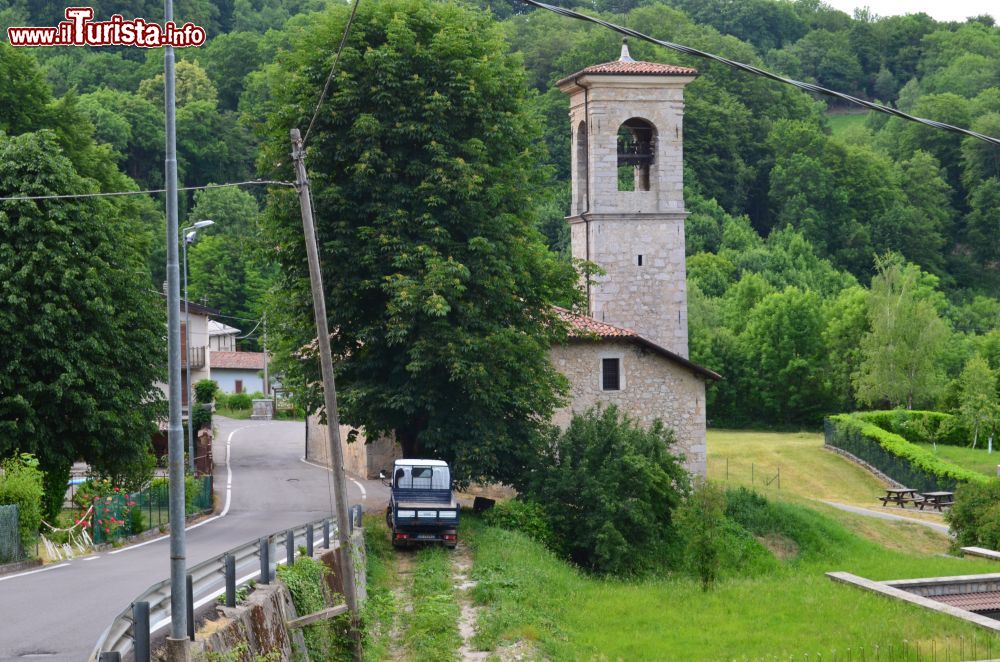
[0,179,296,203]
[302,0,363,147]
[518,0,1000,147]
[237,316,264,339]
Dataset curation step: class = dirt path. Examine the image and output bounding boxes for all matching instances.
[387,549,416,661]
[452,542,490,661]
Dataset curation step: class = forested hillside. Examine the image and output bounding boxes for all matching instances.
[1,0,996,426]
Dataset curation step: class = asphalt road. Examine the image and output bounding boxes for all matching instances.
[0,416,388,661]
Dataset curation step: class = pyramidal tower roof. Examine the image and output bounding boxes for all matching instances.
[557,39,698,87]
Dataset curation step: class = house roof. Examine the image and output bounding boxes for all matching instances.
[211,351,265,370]
[554,307,721,381]
[557,42,698,87]
[208,319,241,336]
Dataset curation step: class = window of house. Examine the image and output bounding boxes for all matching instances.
[602,358,621,391]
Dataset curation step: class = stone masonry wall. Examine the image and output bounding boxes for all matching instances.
[306,414,401,480]
[551,339,707,476]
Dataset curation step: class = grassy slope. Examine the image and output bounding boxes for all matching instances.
[707,430,887,504]
[466,510,1000,661]
[827,111,868,136]
[916,442,999,476]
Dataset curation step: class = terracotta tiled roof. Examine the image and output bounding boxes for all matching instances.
[211,351,265,370]
[554,307,720,380]
[578,60,698,76]
[934,591,1000,612]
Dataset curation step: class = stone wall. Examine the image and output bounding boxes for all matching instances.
[551,338,707,476]
[306,415,401,480]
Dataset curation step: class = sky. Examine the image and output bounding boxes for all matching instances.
[821,0,996,22]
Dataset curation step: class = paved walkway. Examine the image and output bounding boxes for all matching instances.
[818,500,951,535]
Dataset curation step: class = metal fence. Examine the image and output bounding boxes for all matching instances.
[90,506,362,661]
[719,458,781,490]
[92,475,213,544]
[0,504,22,563]
[824,419,958,493]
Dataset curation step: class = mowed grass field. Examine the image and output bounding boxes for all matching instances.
[827,111,870,137]
[707,429,887,504]
[916,441,1000,477]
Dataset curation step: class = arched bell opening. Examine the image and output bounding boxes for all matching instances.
[617,118,656,192]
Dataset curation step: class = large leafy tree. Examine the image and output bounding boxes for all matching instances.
[0,132,165,517]
[854,255,951,409]
[260,0,581,485]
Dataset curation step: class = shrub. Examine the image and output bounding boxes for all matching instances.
[853,410,968,446]
[277,557,350,658]
[214,392,229,410]
[194,379,218,404]
[0,453,45,552]
[73,477,116,510]
[226,393,253,410]
[192,403,212,431]
[825,414,987,491]
[675,480,728,591]
[525,405,690,576]
[483,499,554,548]
[946,479,1000,550]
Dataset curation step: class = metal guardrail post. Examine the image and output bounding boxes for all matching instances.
[323,519,330,548]
[352,504,362,530]
[99,653,121,662]
[306,524,314,557]
[286,529,294,566]
[186,574,194,641]
[225,554,236,608]
[259,537,270,584]
[133,601,150,662]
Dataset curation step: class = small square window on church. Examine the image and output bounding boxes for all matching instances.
[602,358,621,391]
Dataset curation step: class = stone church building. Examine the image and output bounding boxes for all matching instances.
[306,44,719,478]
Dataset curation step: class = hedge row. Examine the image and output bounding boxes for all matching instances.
[824,414,987,492]
[852,410,969,447]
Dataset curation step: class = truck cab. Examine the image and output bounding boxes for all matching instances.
[384,459,458,548]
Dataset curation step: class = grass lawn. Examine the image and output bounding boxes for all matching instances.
[916,442,999,477]
[465,509,1000,661]
[707,429,888,505]
[827,111,869,137]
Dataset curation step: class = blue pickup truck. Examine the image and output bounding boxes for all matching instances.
[383,459,459,549]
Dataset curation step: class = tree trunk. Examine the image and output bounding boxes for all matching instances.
[396,428,420,458]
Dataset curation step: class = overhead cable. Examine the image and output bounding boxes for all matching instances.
[303,0,363,147]
[518,0,1000,147]
[0,179,296,203]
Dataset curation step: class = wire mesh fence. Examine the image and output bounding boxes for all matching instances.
[0,504,22,563]
[91,475,213,544]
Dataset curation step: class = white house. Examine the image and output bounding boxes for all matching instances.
[211,351,267,394]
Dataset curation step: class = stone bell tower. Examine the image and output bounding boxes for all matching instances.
[557,41,698,358]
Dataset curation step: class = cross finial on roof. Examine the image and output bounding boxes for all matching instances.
[619,38,634,62]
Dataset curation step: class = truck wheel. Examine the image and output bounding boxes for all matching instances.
[385,507,392,529]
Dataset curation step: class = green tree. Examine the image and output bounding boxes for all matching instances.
[0,132,165,518]
[527,405,690,576]
[259,0,581,484]
[199,32,266,111]
[138,59,218,108]
[675,479,727,591]
[958,354,998,449]
[854,255,950,409]
[185,187,270,332]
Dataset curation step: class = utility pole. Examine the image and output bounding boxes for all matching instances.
[289,128,360,652]
[262,313,269,397]
[164,0,189,658]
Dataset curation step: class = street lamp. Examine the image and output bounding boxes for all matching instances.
[181,219,214,474]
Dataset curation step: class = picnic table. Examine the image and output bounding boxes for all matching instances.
[878,488,922,508]
[918,491,955,511]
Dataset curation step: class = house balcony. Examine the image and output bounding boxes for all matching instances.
[183,345,206,369]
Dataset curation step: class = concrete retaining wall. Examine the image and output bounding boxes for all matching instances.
[306,414,401,480]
